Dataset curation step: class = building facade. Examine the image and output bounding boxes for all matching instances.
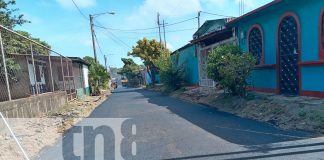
[171,44,199,85]
[228,0,324,98]
[69,57,90,98]
[192,19,236,87]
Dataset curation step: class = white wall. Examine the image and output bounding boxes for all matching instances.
[82,64,89,88]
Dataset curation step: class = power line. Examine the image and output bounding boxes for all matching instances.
[95,22,133,50]
[71,0,89,20]
[93,32,105,58]
[96,16,197,32]
[200,11,235,18]
[95,24,196,34]
[164,17,197,27]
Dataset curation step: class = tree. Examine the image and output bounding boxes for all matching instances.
[2,30,51,55]
[155,52,185,92]
[207,45,256,96]
[83,56,110,95]
[118,58,143,87]
[128,38,169,85]
[0,0,50,84]
[0,0,29,29]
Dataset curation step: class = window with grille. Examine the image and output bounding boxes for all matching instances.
[322,13,324,48]
[248,27,263,65]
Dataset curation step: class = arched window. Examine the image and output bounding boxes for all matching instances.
[248,25,264,65]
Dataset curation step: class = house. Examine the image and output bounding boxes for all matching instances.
[171,43,199,85]
[69,57,90,98]
[0,54,82,102]
[191,19,237,87]
[228,0,324,98]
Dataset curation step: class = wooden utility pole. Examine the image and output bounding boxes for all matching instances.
[157,12,162,46]
[89,14,97,62]
[104,55,108,72]
[162,20,166,48]
[198,11,202,29]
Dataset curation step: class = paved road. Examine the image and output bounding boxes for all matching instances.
[37,87,324,160]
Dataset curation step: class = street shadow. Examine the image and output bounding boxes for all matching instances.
[111,87,142,94]
[162,142,324,160]
[135,89,315,146]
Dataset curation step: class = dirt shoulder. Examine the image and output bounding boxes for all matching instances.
[0,91,111,160]
[149,86,324,134]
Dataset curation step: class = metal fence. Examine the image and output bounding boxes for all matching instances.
[0,25,76,102]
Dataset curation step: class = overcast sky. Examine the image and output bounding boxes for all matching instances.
[15,0,271,68]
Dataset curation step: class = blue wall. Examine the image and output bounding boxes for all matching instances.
[234,0,324,92]
[172,44,199,85]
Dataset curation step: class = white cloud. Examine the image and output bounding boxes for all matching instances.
[126,0,201,29]
[201,0,228,7]
[142,0,201,17]
[56,0,96,9]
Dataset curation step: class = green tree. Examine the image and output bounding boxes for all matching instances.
[207,45,256,96]
[128,38,169,85]
[0,0,29,29]
[118,58,143,87]
[0,0,50,84]
[0,0,50,55]
[155,52,185,91]
[83,56,110,95]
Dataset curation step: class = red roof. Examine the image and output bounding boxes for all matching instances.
[227,0,283,25]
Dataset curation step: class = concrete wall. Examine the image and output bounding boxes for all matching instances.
[0,91,67,118]
[172,44,199,85]
[234,0,324,92]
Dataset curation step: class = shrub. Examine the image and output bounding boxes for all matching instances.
[207,45,256,96]
[83,56,110,95]
[155,53,185,92]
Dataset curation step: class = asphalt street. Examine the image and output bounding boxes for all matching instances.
[37,87,324,160]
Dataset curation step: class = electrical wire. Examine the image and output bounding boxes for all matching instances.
[93,32,105,58]
[95,25,196,34]
[95,22,133,50]
[201,11,235,18]
[164,17,197,27]
[71,0,89,20]
[96,16,197,32]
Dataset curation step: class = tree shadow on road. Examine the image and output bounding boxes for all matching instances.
[136,89,315,146]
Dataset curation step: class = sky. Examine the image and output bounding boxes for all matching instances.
[14,0,272,68]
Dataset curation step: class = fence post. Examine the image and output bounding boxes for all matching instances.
[60,56,66,91]
[66,58,71,100]
[70,60,76,99]
[0,31,12,101]
[30,43,39,95]
[48,52,55,92]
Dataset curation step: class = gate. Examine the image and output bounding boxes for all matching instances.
[199,48,214,87]
[278,15,299,95]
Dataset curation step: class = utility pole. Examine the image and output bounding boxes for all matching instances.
[198,11,202,29]
[104,55,108,72]
[157,12,162,46]
[89,14,97,63]
[89,11,115,63]
[162,20,166,48]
